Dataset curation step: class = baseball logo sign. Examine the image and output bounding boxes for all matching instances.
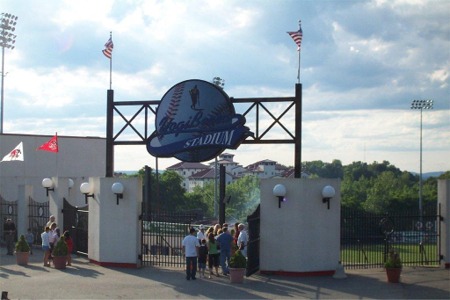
[147,79,253,162]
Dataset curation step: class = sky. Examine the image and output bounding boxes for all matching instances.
[1,0,449,173]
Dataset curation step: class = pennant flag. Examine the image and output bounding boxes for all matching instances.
[102,37,114,59]
[1,142,24,162]
[37,134,58,153]
[287,26,303,51]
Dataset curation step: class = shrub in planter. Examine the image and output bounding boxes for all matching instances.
[15,235,31,265]
[15,235,31,252]
[52,236,68,269]
[230,250,247,268]
[385,248,402,268]
[385,248,402,283]
[229,250,247,283]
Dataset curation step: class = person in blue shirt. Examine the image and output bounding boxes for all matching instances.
[216,226,233,275]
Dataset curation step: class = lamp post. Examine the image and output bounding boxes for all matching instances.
[410,99,433,222]
[0,13,18,134]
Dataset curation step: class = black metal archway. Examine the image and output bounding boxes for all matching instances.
[105,83,302,178]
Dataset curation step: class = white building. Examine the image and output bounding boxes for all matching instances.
[166,154,296,192]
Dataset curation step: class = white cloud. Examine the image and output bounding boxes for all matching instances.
[2,0,449,174]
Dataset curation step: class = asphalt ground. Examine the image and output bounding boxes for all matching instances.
[1,247,449,299]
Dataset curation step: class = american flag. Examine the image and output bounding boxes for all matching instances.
[287,27,303,51]
[102,37,114,59]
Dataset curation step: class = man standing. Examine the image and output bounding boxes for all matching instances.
[182,227,200,280]
[46,215,55,228]
[216,226,233,275]
[197,224,206,242]
[4,218,16,255]
[237,223,248,258]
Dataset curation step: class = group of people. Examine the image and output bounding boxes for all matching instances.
[40,215,73,267]
[182,222,248,281]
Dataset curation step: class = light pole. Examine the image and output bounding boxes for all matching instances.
[212,77,225,218]
[410,99,433,222]
[0,13,18,134]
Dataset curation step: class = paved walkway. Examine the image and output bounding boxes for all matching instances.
[1,247,449,299]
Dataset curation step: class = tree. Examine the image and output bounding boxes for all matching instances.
[224,175,260,222]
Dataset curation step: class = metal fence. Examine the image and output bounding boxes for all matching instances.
[1,195,18,243]
[63,198,89,255]
[28,197,49,245]
[246,204,260,276]
[141,209,197,267]
[340,204,441,269]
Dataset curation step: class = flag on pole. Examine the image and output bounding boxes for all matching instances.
[1,142,24,162]
[37,134,58,153]
[287,26,303,51]
[102,37,114,59]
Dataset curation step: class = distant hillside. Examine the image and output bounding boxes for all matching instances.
[408,171,445,179]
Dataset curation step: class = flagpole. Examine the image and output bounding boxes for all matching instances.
[55,132,59,178]
[109,31,113,90]
[297,20,301,84]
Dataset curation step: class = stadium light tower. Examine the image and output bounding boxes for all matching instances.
[410,99,433,222]
[0,13,18,134]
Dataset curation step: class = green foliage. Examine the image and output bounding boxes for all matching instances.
[438,171,450,179]
[224,175,260,221]
[15,235,30,252]
[135,160,446,218]
[302,159,344,179]
[384,248,402,268]
[340,160,442,213]
[230,250,247,268]
[52,236,68,256]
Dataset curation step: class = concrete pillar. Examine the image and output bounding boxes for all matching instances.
[438,179,450,269]
[16,185,27,237]
[88,177,142,268]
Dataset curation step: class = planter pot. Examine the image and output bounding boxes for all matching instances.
[53,256,67,269]
[229,268,245,283]
[15,251,30,265]
[386,268,401,283]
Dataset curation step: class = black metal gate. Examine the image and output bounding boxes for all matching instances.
[246,204,260,276]
[0,195,18,243]
[28,197,49,245]
[340,204,442,269]
[141,208,197,267]
[63,198,89,255]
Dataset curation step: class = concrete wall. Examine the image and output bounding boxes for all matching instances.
[260,178,341,275]
[438,179,450,269]
[0,133,106,179]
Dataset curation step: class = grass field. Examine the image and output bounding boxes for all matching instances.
[340,243,439,267]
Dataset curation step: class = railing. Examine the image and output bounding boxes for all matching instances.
[341,206,441,269]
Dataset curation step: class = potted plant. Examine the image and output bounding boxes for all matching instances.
[385,248,402,283]
[52,236,69,269]
[15,235,31,265]
[229,250,247,283]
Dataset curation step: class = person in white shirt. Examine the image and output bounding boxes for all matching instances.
[197,224,206,242]
[237,223,248,258]
[41,227,51,267]
[182,227,200,280]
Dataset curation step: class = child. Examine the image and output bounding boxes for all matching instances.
[25,228,34,255]
[41,226,50,267]
[198,239,208,278]
[63,230,73,266]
